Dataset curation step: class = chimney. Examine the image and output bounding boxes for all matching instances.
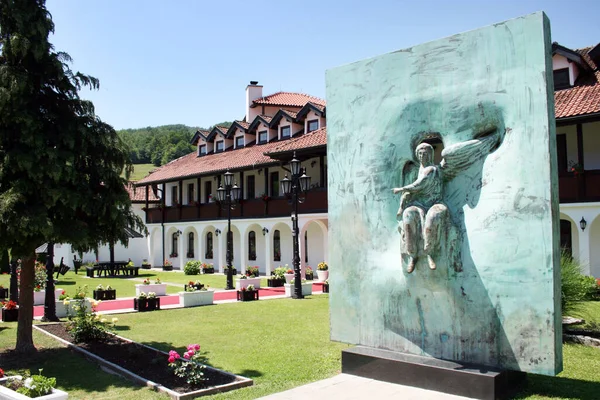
[246,81,263,122]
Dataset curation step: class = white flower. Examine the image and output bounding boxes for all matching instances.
[24,378,34,389]
[112,317,118,324]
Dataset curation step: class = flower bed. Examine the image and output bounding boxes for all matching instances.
[178,290,214,307]
[235,277,261,290]
[35,324,252,398]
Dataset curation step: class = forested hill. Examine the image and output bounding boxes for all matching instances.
[118,122,232,166]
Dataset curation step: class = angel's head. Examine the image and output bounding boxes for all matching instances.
[415,143,434,166]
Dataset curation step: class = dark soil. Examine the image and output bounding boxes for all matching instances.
[37,323,236,394]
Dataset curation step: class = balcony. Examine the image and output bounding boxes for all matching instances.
[145,188,328,224]
[559,170,600,203]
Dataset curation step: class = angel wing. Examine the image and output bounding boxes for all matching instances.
[440,128,503,181]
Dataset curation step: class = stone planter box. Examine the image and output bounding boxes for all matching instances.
[134,297,160,312]
[284,283,313,297]
[56,298,93,318]
[33,289,64,306]
[283,273,294,284]
[267,278,284,287]
[93,289,116,301]
[178,290,214,307]
[2,308,18,322]
[317,270,329,282]
[0,376,68,399]
[237,290,259,301]
[235,277,261,290]
[135,284,167,297]
[0,287,8,298]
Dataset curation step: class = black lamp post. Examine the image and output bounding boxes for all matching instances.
[217,171,241,290]
[281,152,311,299]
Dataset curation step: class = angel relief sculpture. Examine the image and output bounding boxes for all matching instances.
[392,127,504,273]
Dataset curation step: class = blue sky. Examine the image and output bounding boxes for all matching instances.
[46,0,600,130]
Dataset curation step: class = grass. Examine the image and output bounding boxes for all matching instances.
[0,269,269,298]
[124,163,156,181]
[565,301,600,331]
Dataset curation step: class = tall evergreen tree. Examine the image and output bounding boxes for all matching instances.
[0,0,145,352]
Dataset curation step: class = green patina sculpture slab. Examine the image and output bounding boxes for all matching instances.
[326,12,562,375]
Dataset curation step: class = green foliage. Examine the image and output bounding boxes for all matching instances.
[183,260,202,275]
[168,345,208,386]
[117,125,197,166]
[33,261,47,291]
[9,369,56,398]
[561,253,598,313]
[66,298,110,343]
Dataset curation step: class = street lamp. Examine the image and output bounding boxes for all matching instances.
[217,171,241,290]
[281,152,311,299]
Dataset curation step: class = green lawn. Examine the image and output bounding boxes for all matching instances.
[0,268,267,298]
[125,163,156,181]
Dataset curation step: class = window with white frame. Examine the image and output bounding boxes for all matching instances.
[258,130,268,144]
[280,126,290,139]
[216,141,224,152]
[235,136,244,148]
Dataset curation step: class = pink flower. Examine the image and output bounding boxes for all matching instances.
[187,344,200,352]
[194,344,200,351]
[168,350,180,359]
[168,356,175,363]
[183,352,191,359]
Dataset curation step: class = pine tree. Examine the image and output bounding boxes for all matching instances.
[0,0,145,352]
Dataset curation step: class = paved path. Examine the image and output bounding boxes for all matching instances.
[257,374,475,400]
[33,283,325,317]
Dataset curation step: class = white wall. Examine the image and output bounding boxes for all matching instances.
[552,54,579,85]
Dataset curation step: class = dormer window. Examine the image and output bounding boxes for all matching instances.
[216,141,224,152]
[235,136,244,148]
[198,145,206,156]
[307,119,319,133]
[258,130,268,144]
[553,68,570,90]
[281,126,291,139]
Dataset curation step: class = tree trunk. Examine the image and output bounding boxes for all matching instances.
[16,252,37,353]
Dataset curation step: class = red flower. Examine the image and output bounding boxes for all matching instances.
[0,368,4,377]
[2,300,18,310]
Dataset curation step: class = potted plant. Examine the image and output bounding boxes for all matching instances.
[184,260,201,275]
[281,265,294,284]
[1,300,18,322]
[235,274,261,290]
[0,369,68,400]
[322,279,329,293]
[317,262,329,282]
[178,283,214,307]
[135,278,167,297]
[93,284,116,301]
[284,280,313,297]
[134,292,161,312]
[163,259,174,271]
[201,263,214,274]
[245,266,259,278]
[237,285,259,302]
[141,259,151,269]
[305,266,314,280]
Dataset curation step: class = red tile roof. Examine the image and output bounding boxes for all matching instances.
[126,182,159,202]
[234,120,249,129]
[555,45,600,119]
[265,127,327,155]
[252,92,326,107]
[136,141,286,185]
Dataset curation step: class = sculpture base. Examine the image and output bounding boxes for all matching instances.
[342,346,525,400]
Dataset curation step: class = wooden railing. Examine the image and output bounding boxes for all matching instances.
[145,188,328,223]
[559,170,600,203]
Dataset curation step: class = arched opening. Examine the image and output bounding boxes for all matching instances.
[248,231,256,261]
[560,219,572,257]
[171,232,178,257]
[274,230,281,261]
[205,232,214,259]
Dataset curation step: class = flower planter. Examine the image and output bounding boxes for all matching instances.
[322,283,329,293]
[0,287,8,298]
[0,376,68,399]
[33,289,64,306]
[178,290,214,307]
[134,298,160,312]
[235,277,261,290]
[237,290,259,301]
[317,270,329,282]
[162,265,173,271]
[2,308,18,322]
[267,278,284,287]
[305,272,314,280]
[93,289,116,301]
[283,273,294,284]
[56,298,93,318]
[284,283,313,297]
[141,264,151,269]
[183,284,204,292]
[202,267,215,274]
[135,284,167,297]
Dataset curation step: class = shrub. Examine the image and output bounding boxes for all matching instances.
[168,344,208,386]
[561,253,598,313]
[184,260,202,275]
[65,287,110,343]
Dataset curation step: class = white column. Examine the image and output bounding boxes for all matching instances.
[298,220,305,276]
[577,227,591,275]
[147,229,154,266]
[239,228,247,274]
[178,230,185,270]
[323,220,329,263]
[197,228,203,262]
[265,230,272,276]
[218,228,226,273]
